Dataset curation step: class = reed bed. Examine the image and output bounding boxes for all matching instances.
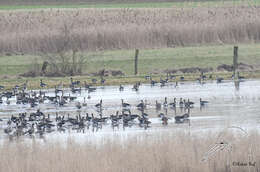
[0,131,259,172]
[0,0,231,6]
[0,6,260,54]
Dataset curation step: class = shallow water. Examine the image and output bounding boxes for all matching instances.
[0,79,260,141]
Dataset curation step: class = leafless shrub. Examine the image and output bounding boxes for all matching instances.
[21,22,87,77]
[21,50,86,77]
[41,50,86,76]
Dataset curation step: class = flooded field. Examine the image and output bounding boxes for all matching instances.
[1,79,260,141]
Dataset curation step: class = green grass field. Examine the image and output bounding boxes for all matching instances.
[0,0,258,10]
[1,44,260,76]
[0,44,260,89]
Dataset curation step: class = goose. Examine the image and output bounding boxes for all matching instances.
[132,83,139,91]
[145,75,151,80]
[22,80,28,90]
[158,111,171,125]
[163,97,168,107]
[57,119,66,128]
[170,74,176,80]
[175,108,190,123]
[142,111,149,117]
[46,95,57,102]
[4,127,12,134]
[25,123,35,135]
[138,115,151,129]
[76,102,82,109]
[110,111,120,122]
[99,114,109,123]
[40,79,47,88]
[169,98,176,108]
[59,96,67,106]
[6,98,10,105]
[216,77,224,83]
[150,79,157,86]
[200,72,207,80]
[175,81,178,88]
[14,85,20,90]
[0,85,4,90]
[200,98,209,106]
[136,100,144,110]
[82,97,87,107]
[92,78,97,84]
[88,87,96,93]
[84,81,90,89]
[71,86,81,94]
[197,77,202,83]
[111,118,119,129]
[175,113,189,123]
[179,98,184,108]
[55,86,63,94]
[95,99,103,108]
[185,99,194,108]
[129,111,139,120]
[70,78,80,86]
[85,113,92,122]
[160,82,165,87]
[122,99,130,108]
[161,115,170,125]
[35,109,44,117]
[30,100,38,108]
[55,113,61,122]
[158,113,164,118]
[119,85,124,91]
[68,94,77,101]
[100,77,106,84]
[155,100,161,110]
[160,77,167,87]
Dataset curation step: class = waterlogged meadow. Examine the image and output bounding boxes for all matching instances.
[1,1,260,171]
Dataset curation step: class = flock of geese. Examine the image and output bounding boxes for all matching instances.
[0,75,212,139]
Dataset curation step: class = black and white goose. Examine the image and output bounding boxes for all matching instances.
[200,98,209,106]
[155,100,161,110]
[95,99,103,108]
[121,99,130,108]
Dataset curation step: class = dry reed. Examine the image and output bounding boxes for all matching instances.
[0,131,259,172]
[0,6,260,54]
[0,0,230,6]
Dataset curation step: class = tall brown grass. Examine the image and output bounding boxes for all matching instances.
[0,6,260,54]
[0,0,230,6]
[0,131,259,172]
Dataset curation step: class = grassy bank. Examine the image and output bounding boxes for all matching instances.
[1,71,259,90]
[1,44,260,76]
[0,44,260,89]
[0,131,259,172]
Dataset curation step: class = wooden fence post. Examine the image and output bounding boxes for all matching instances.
[233,46,238,80]
[134,49,139,75]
